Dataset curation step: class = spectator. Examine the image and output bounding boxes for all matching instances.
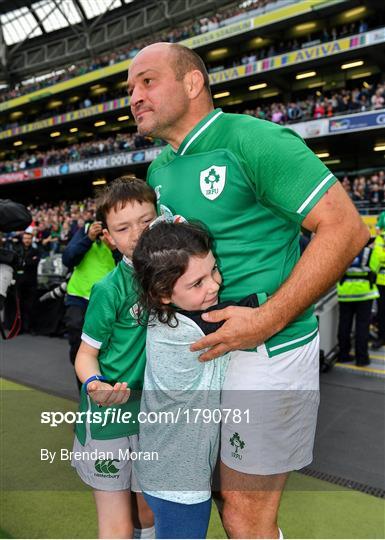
[313,100,325,118]
[337,243,379,365]
[13,232,40,334]
[60,220,71,245]
[371,88,385,109]
[287,102,302,121]
[62,220,118,390]
[371,233,385,349]
[359,20,368,33]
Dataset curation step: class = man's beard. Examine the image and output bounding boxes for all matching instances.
[137,123,155,137]
[135,103,187,142]
[137,117,168,141]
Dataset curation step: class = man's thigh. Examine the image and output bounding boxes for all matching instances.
[220,336,320,476]
[219,461,288,501]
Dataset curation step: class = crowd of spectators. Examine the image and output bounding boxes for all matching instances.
[0,17,376,134]
[0,0,274,103]
[2,199,97,257]
[2,170,384,262]
[0,87,125,132]
[242,81,385,124]
[342,170,385,207]
[206,19,370,73]
[1,80,384,174]
[0,133,160,174]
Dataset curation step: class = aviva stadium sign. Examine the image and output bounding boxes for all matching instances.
[208,29,383,85]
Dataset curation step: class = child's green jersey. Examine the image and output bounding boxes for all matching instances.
[75,258,146,444]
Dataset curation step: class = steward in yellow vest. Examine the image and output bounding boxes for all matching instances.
[370,234,385,348]
[337,245,379,366]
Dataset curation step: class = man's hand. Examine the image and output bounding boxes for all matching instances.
[87,380,130,407]
[190,305,276,361]
[87,222,103,241]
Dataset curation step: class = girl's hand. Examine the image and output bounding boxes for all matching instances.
[87,381,130,407]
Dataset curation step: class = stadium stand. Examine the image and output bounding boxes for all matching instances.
[0,132,160,173]
[0,0,276,102]
[2,80,385,175]
[1,0,384,196]
[0,1,384,539]
[1,77,384,135]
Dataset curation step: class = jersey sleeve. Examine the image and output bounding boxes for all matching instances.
[81,280,118,350]
[239,121,337,224]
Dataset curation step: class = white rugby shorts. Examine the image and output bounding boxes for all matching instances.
[221,334,320,475]
[72,433,140,491]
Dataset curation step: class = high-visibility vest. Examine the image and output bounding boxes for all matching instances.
[67,229,115,300]
[371,235,385,287]
[337,246,379,302]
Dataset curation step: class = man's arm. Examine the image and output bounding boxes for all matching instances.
[62,227,91,269]
[62,222,102,269]
[191,182,370,360]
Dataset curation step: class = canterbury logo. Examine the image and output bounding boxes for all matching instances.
[95,459,120,474]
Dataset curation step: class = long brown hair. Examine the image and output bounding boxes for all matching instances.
[132,221,212,326]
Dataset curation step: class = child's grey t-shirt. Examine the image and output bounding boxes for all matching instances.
[134,313,229,504]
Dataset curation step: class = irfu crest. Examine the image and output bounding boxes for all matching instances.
[199,165,226,200]
[230,432,245,457]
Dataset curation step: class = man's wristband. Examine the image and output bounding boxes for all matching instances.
[84,375,108,394]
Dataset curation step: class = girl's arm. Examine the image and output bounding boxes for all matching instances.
[75,341,130,406]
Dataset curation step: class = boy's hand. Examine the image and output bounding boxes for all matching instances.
[87,381,131,407]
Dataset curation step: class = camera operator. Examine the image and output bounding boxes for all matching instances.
[13,231,40,334]
[0,199,32,338]
[62,220,119,390]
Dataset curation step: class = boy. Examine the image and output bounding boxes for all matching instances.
[72,176,157,539]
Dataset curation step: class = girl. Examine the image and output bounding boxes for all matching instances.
[132,221,259,539]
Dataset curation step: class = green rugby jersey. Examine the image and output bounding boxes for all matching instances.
[75,258,146,443]
[147,109,337,356]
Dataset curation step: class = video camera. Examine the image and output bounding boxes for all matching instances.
[0,199,32,310]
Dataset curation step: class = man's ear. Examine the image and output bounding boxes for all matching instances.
[102,228,116,248]
[160,297,171,305]
[184,70,205,100]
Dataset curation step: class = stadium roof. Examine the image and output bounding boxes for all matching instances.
[0,0,134,45]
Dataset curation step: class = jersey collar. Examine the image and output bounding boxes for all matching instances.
[123,255,133,267]
[176,108,223,156]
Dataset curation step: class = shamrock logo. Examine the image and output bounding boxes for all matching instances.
[204,168,221,190]
[230,432,245,454]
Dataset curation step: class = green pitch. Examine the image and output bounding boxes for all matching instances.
[1,378,384,539]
